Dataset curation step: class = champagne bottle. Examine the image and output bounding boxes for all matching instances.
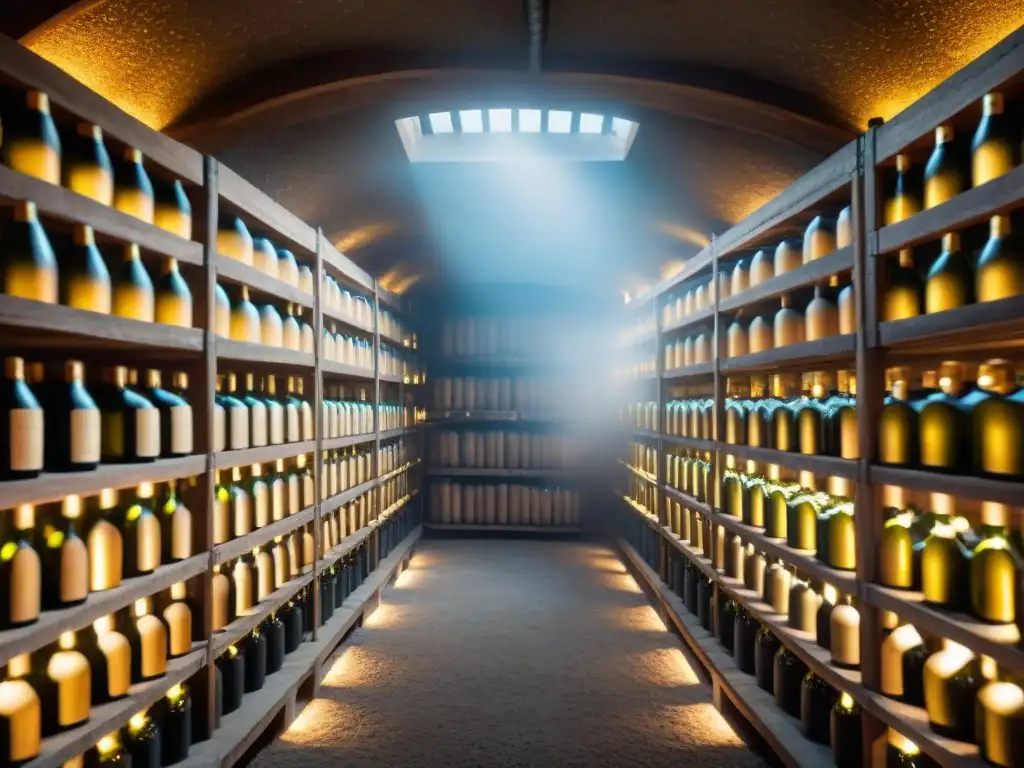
[155,257,193,327]
[162,581,193,657]
[295,378,314,440]
[298,307,315,353]
[803,216,837,263]
[277,248,299,287]
[117,483,162,577]
[31,632,91,735]
[250,464,271,529]
[121,598,167,681]
[60,224,112,313]
[212,470,231,545]
[259,303,283,347]
[0,357,43,479]
[211,564,234,631]
[86,489,123,591]
[924,232,973,314]
[878,369,919,467]
[217,216,253,265]
[152,178,192,239]
[283,303,301,351]
[233,556,255,616]
[0,89,60,184]
[298,265,314,294]
[918,362,971,473]
[144,370,192,457]
[773,294,804,348]
[252,237,279,278]
[262,376,285,446]
[972,92,1017,188]
[38,361,100,472]
[97,365,160,462]
[62,123,113,205]
[159,479,192,562]
[0,504,41,628]
[1,201,58,304]
[39,495,89,609]
[805,283,839,341]
[219,373,250,450]
[0,653,42,764]
[214,282,231,336]
[884,154,922,225]
[925,125,968,209]
[883,249,922,321]
[230,286,261,343]
[230,466,253,538]
[111,244,155,322]
[269,459,286,522]
[972,360,1024,479]
[241,373,268,447]
[976,215,1024,303]
[112,148,155,224]
[970,502,1022,624]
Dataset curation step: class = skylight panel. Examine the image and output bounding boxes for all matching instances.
[459,109,483,133]
[579,113,604,134]
[489,109,513,133]
[611,117,635,139]
[548,110,572,134]
[519,109,542,133]
[429,112,454,134]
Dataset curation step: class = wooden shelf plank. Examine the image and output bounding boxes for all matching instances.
[213,440,316,471]
[425,523,581,533]
[663,484,713,515]
[0,166,204,264]
[0,36,204,184]
[877,295,1024,351]
[378,460,421,484]
[621,461,658,485]
[720,334,856,373]
[212,572,314,657]
[652,246,715,300]
[864,584,1023,672]
[320,239,374,291]
[321,477,378,514]
[719,247,854,314]
[379,330,406,347]
[380,372,403,384]
[321,433,375,451]
[380,427,415,441]
[215,256,314,310]
[0,294,205,353]
[24,646,207,768]
[0,555,207,667]
[216,164,316,255]
[319,522,378,570]
[662,361,714,379]
[864,696,986,768]
[0,454,207,510]
[321,359,374,380]
[427,410,575,423]
[663,434,716,452]
[212,506,316,566]
[424,467,593,479]
[720,444,859,479]
[868,464,1024,506]
[216,339,315,370]
[661,306,716,335]
[321,305,374,336]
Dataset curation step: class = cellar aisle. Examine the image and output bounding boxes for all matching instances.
[251,538,768,768]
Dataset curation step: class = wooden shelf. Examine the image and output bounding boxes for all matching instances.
[0,555,207,667]
[719,334,856,373]
[320,239,374,292]
[217,164,316,255]
[321,359,374,380]
[656,246,715,298]
[0,454,206,510]
[0,165,204,265]
[216,339,315,369]
[424,467,592,479]
[321,477,378,514]
[662,484,713,515]
[25,646,207,768]
[864,584,1023,672]
[425,523,582,534]
[321,433,375,451]
[0,295,205,353]
[213,571,315,656]
[865,696,986,768]
[379,330,405,347]
[213,440,317,470]
[378,460,421,484]
[319,521,378,570]
[720,444,859,479]
[877,295,1024,351]
[868,465,1024,506]
[380,371,404,384]
[661,306,715,335]
[427,410,572,423]
[618,535,835,768]
[380,427,416,441]
[663,434,716,452]
[660,526,720,583]
[212,506,316,566]
[321,306,375,336]
[621,461,658,484]
[215,255,315,310]
[719,247,854,314]
[661,361,714,379]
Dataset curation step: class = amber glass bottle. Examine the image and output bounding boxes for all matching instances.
[972,360,1024,480]
[0,504,41,629]
[155,257,193,327]
[925,233,973,315]
[972,92,1017,188]
[882,249,923,322]
[218,216,254,265]
[113,148,155,224]
[145,370,192,458]
[86,489,123,592]
[160,479,193,562]
[1,90,61,184]
[117,483,162,578]
[112,244,155,322]
[917,362,971,474]
[924,125,967,209]
[62,123,113,205]
[976,215,1024,303]
[31,632,91,735]
[0,653,42,764]
[152,178,193,239]
[230,286,261,343]
[1,201,59,305]
[884,154,922,225]
[970,502,1022,624]
[39,495,89,610]
[878,368,919,467]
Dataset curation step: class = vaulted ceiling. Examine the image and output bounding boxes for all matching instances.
[5,0,1022,295]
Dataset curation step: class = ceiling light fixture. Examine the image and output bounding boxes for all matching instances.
[459,109,483,133]
[489,108,513,132]
[428,112,454,134]
[548,110,572,133]
[519,109,542,133]
[579,113,605,134]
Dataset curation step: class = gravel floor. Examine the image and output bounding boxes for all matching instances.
[252,538,767,768]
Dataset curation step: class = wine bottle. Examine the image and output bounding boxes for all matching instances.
[117,483,162,577]
[925,232,974,314]
[86,489,123,591]
[214,282,231,337]
[884,154,922,225]
[162,581,193,657]
[823,370,859,459]
[254,545,274,599]
[111,243,155,322]
[976,215,1024,303]
[283,303,301,351]
[240,374,268,448]
[230,286,261,344]
[298,307,315,353]
[98,366,160,462]
[252,237,279,278]
[918,362,971,473]
[122,598,167,681]
[250,464,271,529]
[882,249,923,321]
[39,495,89,609]
[112,148,155,224]
[298,265,314,294]
[230,465,253,539]
[1,201,59,304]
[0,652,42,765]
[60,224,112,313]
[217,216,253,265]
[144,370,192,458]
[0,90,60,184]
[219,373,250,450]
[920,495,972,610]
[260,303,283,348]
[62,123,113,206]
[32,632,91,735]
[878,368,919,467]
[972,92,1017,188]
[774,239,802,277]
[296,453,315,507]
[805,283,839,341]
[0,503,41,629]
[923,640,981,741]
[924,125,967,209]
[233,556,255,617]
[159,479,192,562]
[795,375,826,456]
[152,177,192,239]
[0,357,43,479]
[970,502,1022,624]
[749,249,773,286]
[773,294,804,348]
[295,378,314,440]
[803,216,836,263]
[211,564,234,631]
[277,248,299,287]
[155,257,193,327]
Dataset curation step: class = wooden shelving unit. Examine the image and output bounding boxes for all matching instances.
[617,26,1024,768]
[0,33,423,768]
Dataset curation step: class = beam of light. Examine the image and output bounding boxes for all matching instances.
[548,110,572,133]
[579,113,605,134]
[429,112,454,133]
[489,108,513,132]
[630,647,701,687]
[519,108,542,133]
[459,109,483,133]
[281,698,354,743]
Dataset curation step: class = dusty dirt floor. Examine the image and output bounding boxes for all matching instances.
[250,537,768,768]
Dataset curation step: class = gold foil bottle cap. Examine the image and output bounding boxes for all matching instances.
[13,201,38,222]
[895,153,911,173]
[982,92,1004,116]
[779,293,791,309]
[58,630,77,650]
[25,361,45,383]
[99,488,118,509]
[266,375,277,395]
[935,124,954,144]
[164,257,179,274]
[240,285,250,302]
[251,463,262,477]
[27,90,50,113]
[977,359,1015,394]
[898,249,914,267]
[108,365,129,387]
[173,372,188,389]
[232,466,243,482]
[245,372,255,391]
[124,243,142,261]
[941,232,960,253]
[227,372,238,391]
[937,361,963,393]
[123,147,143,163]
[13,503,34,529]
[74,224,96,246]
[5,356,25,380]
[7,653,31,678]
[990,214,1011,238]
[133,597,151,617]
[77,122,103,141]
[137,481,155,499]
[146,369,162,388]
[170,581,187,599]
[63,494,82,519]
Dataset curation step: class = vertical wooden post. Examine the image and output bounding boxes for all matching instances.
[710,237,724,636]
[311,230,325,642]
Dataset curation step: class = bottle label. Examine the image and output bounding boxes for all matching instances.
[214,403,226,452]
[137,514,161,572]
[87,520,123,590]
[52,651,91,726]
[272,480,285,521]
[9,408,43,471]
[6,261,58,304]
[234,492,252,535]
[251,403,268,446]
[213,497,230,544]
[171,506,192,560]
[97,632,131,696]
[234,565,253,614]
[269,403,284,444]
[66,275,113,314]
[163,602,192,656]
[8,140,60,185]
[67,166,114,206]
[8,548,41,622]
[171,404,193,455]
[212,573,229,630]
[286,403,300,442]
[113,188,155,224]
[60,536,89,603]
[229,404,249,449]
[974,142,1014,187]
[136,408,160,457]
[137,614,167,677]
[254,483,270,527]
